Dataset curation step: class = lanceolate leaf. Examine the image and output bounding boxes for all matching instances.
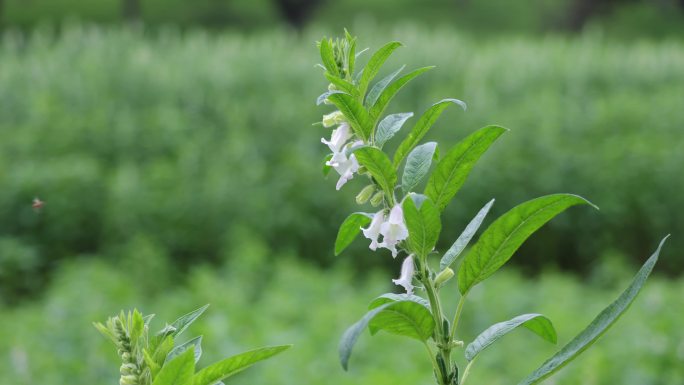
[369,66,434,122]
[166,336,203,364]
[152,348,195,385]
[517,236,668,385]
[325,73,357,97]
[458,194,595,295]
[166,305,210,338]
[465,314,557,361]
[339,301,435,370]
[358,41,403,97]
[402,142,438,194]
[440,199,495,270]
[368,293,431,310]
[375,112,413,148]
[319,38,339,77]
[192,345,291,385]
[335,212,373,256]
[393,99,466,168]
[317,90,346,106]
[365,65,405,108]
[328,93,372,140]
[368,301,435,340]
[353,147,397,196]
[403,195,441,258]
[424,125,507,211]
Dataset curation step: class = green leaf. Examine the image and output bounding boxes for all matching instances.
[465,314,557,361]
[368,293,430,310]
[458,194,595,295]
[403,194,441,258]
[393,99,466,168]
[339,301,434,370]
[316,90,346,106]
[165,305,210,338]
[365,65,405,108]
[166,336,203,364]
[325,73,357,96]
[424,125,507,211]
[353,147,397,196]
[319,38,339,77]
[517,236,668,385]
[152,336,175,368]
[335,212,373,256]
[402,142,438,194]
[375,112,413,148]
[328,93,372,141]
[358,41,402,97]
[440,199,495,270]
[368,301,436,341]
[192,345,291,385]
[369,66,434,121]
[152,348,195,385]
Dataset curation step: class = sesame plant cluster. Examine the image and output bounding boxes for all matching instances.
[317,31,669,385]
[94,306,289,385]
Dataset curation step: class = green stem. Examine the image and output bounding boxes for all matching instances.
[421,265,452,385]
[450,295,467,341]
[422,341,440,376]
[460,358,477,385]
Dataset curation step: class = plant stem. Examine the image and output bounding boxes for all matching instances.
[450,295,467,341]
[421,267,452,385]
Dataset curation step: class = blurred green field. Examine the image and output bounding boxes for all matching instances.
[1,25,683,301]
[0,236,682,385]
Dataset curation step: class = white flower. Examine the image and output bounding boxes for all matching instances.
[392,255,415,295]
[362,210,385,251]
[378,204,409,258]
[321,122,352,156]
[333,152,359,190]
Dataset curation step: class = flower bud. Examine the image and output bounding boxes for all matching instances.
[434,267,454,288]
[119,374,138,385]
[120,363,137,374]
[370,191,384,207]
[356,185,375,204]
[328,83,337,92]
[322,110,346,128]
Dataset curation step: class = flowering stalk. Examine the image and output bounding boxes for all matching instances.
[316,31,668,385]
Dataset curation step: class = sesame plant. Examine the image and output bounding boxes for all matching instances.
[94,305,290,385]
[316,31,669,385]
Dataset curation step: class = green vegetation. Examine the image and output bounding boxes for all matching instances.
[1,26,682,302]
[1,242,682,385]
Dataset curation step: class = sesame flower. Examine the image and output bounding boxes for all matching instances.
[392,255,415,295]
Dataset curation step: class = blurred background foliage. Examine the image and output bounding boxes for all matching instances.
[0,1,682,384]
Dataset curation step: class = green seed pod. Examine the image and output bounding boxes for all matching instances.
[370,191,384,207]
[356,185,375,204]
[434,267,455,288]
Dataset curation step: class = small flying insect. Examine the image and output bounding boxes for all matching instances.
[32,197,44,212]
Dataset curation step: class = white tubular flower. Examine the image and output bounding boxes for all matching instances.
[362,210,385,251]
[379,204,409,258]
[333,153,359,190]
[392,255,415,295]
[321,122,352,156]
